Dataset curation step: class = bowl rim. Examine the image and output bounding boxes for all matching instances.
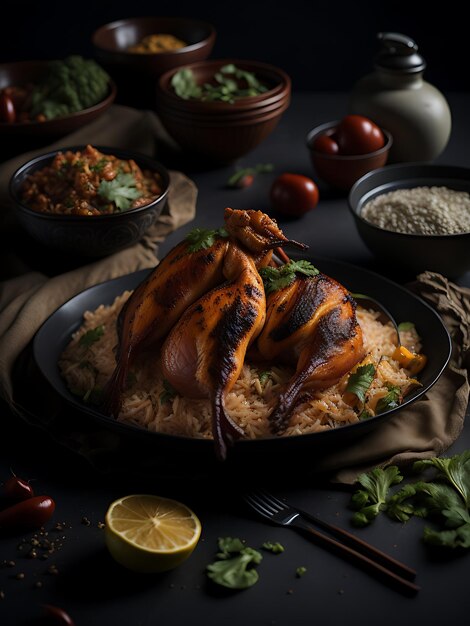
[0,59,117,129]
[348,162,470,239]
[306,120,392,160]
[92,16,216,56]
[157,58,291,107]
[9,145,171,221]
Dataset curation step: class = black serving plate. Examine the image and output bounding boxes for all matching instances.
[32,257,451,479]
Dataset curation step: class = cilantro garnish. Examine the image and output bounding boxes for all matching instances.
[354,450,470,550]
[98,172,143,211]
[79,325,104,348]
[375,383,401,415]
[350,466,404,527]
[345,364,376,404]
[259,260,319,294]
[296,566,307,577]
[90,158,109,172]
[207,537,263,589]
[185,227,229,253]
[258,370,272,386]
[398,321,416,332]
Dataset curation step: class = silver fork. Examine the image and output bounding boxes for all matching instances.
[244,490,420,595]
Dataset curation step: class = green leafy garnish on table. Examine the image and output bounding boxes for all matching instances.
[345,364,376,404]
[261,541,284,554]
[171,64,268,103]
[207,537,263,589]
[260,260,319,294]
[350,450,470,549]
[227,163,274,188]
[79,325,104,348]
[185,227,229,252]
[350,466,404,527]
[296,566,307,577]
[98,172,143,211]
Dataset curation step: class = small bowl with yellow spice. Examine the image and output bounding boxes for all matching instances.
[92,16,216,106]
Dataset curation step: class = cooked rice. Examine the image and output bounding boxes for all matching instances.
[59,292,423,440]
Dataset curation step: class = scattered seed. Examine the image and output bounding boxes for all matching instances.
[7,560,15,568]
[28,550,38,559]
[34,581,43,589]
[16,573,25,580]
[286,589,294,595]
[54,523,64,531]
[0,590,5,600]
[47,565,59,575]
[97,522,105,529]
[40,554,49,561]
[81,517,91,526]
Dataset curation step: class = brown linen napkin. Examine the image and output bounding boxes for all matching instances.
[327,272,470,484]
[0,105,197,405]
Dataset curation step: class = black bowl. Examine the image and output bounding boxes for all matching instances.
[9,146,170,258]
[349,163,470,278]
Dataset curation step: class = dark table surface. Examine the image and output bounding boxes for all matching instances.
[1,92,469,626]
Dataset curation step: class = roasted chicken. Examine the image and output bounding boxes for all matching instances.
[256,269,365,434]
[102,209,304,425]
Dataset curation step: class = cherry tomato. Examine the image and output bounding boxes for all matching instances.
[335,114,384,155]
[0,495,55,532]
[3,475,34,501]
[270,173,319,217]
[0,92,16,123]
[312,133,339,155]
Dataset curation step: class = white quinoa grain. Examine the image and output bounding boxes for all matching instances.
[361,186,470,235]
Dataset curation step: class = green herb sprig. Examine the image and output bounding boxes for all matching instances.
[98,172,143,211]
[345,364,376,404]
[227,163,274,189]
[259,260,319,294]
[79,325,104,348]
[185,227,229,253]
[207,537,263,589]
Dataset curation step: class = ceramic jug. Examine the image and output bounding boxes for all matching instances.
[350,32,451,162]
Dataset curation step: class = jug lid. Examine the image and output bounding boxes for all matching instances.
[375,32,426,73]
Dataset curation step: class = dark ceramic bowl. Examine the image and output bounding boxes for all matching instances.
[348,163,470,278]
[0,61,116,141]
[306,120,392,191]
[9,146,170,258]
[157,58,290,114]
[92,16,216,107]
[156,59,291,162]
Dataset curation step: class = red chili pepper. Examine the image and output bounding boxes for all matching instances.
[43,605,75,626]
[0,496,55,532]
[3,475,34,501]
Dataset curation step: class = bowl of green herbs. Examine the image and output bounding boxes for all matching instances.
[156,59,291,162]
[0,57,116,151]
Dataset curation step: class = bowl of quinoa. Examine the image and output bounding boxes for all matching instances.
[349,163,470,277]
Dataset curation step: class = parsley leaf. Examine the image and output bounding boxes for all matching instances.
[345,364,376,404]
[259,260,319,294]
[414,450,470,508]
[296,566,307,577]
[227,163,274,188]
[185,227,229,252]
[79,325,104,348]
[398,321,416,332]
[258,370,272,386]
[375,384,401,415]
[350,466,404,527]
[207,537,263,589]
[98,172,143,211]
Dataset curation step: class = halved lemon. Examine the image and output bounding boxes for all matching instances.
[105,494,202,573]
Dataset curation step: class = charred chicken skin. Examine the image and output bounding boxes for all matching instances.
[256,271,365,434]
[161,243,267,460]
[102,209,304,435]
